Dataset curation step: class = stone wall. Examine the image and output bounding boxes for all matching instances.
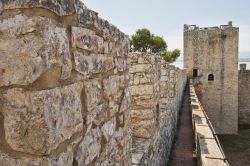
[184,22,239,134]
[0,1,188,165]
[0,1,132,166]
[129,53,187,166]
[239,64,250,124]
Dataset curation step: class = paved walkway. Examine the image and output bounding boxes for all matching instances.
[168,85,197,166]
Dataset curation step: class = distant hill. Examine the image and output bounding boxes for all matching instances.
[175,56,183,62]
[240,51,250,58]
[239,58,250,62]
[239,51,250,61]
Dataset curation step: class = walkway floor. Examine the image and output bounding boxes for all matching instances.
[168,85,197,166]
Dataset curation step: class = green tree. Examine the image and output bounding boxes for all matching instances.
[131,28,167,53]
[131,28,152,52]
[161,49,180,63]
[130,28,180,62]
[150,35,167,53]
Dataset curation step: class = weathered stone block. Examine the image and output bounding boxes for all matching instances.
[120,89,132,112]
[170,69,175,78]
[129,64,152,74]
[1,0,76,16]
[132,119,155,138]
[86,104,108,126]
[103,75,121,99]
[0,83,83,155]
[161,68,169,76]
[47,146,74,166]
[101,117,116,142]
[161,75,169,82]
[129,73,154,85]
[78,3,98,28]
[82,79,103,112]
[73,50,114,76]
[113,127,125,143]
[75,128,102,165]
[115,57,127,72]
[0,15,72,86]
[72,27,104,53]
[131,95,154,109]
[129,85,154,96]
[109,101,119,117]
[131,109,154,120]
[160,82,169,95]
[0,152,43,166]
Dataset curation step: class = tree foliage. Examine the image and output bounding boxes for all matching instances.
[131,28,167,53]
[161,49,180,63]
[150,35,167,53]
[130,28,180,62]
[130,28,152,52]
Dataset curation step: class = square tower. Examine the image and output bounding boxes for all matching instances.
[184,22,239,134]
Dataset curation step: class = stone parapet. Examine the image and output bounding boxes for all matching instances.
[129,52,187,165]
[190,81,229,166]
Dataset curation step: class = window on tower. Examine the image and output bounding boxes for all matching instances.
[193,69,198,77]
[208,74,214,81]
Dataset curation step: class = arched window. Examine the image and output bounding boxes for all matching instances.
[208,74,214,81]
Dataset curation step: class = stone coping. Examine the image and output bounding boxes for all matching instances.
[190,81,229,166]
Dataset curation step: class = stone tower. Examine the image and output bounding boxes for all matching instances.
[184,22,239,134]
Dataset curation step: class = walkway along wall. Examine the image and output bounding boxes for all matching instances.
[129,53,187,165]
[190,81,229,166]
[0,1,187,165]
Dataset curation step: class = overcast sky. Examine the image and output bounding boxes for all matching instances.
[83,0,250,58]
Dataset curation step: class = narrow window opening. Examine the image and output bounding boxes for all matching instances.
[193,69,198,77]
[208,74,214,81]
[156,104,160,127]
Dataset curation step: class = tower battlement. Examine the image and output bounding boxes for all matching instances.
[184,21,235,32]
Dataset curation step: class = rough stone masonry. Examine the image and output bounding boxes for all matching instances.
[0,1,187,165]
[184,22,239,134]
[129,53,186,165]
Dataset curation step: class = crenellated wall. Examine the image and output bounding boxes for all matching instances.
[0,1,187,166]
[129,53,187,166]
[239,64,250,124]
